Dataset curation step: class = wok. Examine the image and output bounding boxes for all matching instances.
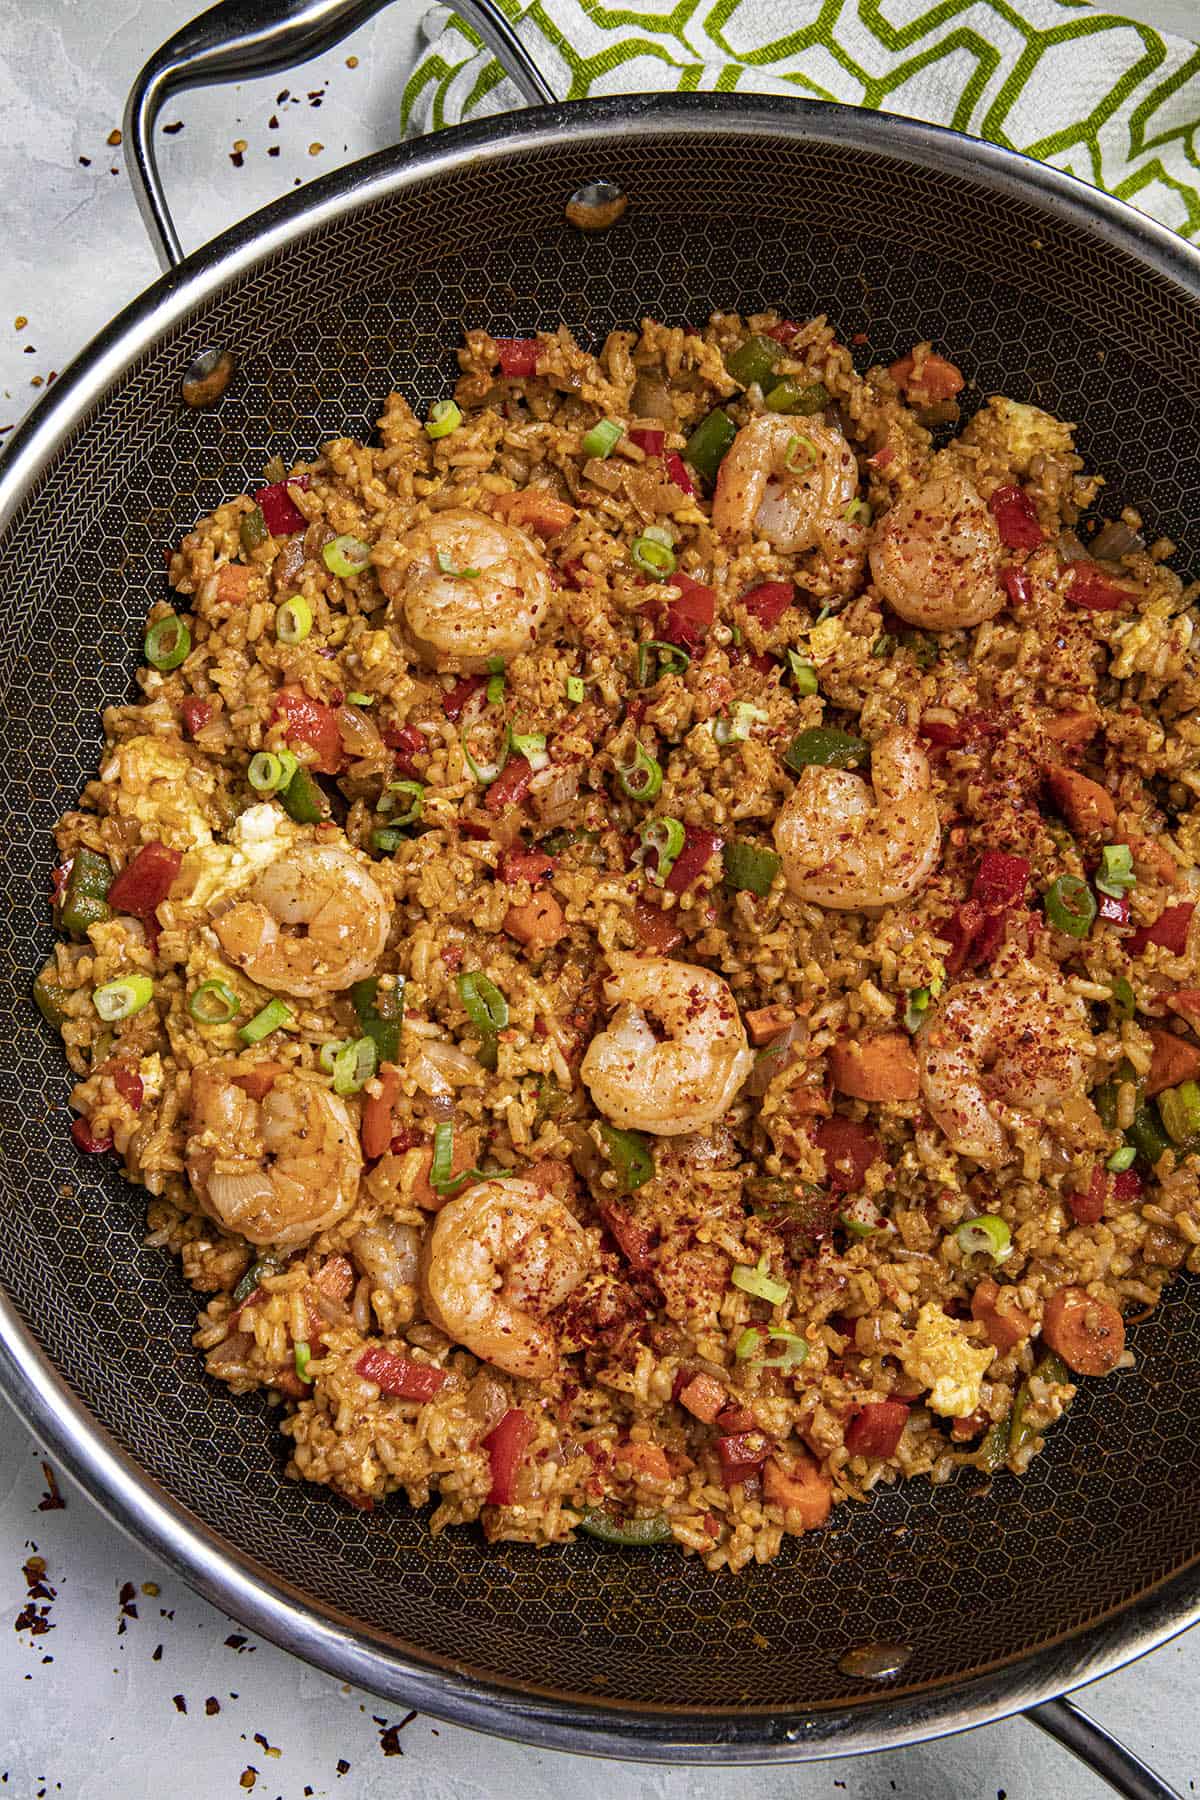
[1,1,1198,1791]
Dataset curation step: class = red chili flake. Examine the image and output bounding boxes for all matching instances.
[173,1694,188,1714]
[205,1696,221,1715]
[162,120,184,135]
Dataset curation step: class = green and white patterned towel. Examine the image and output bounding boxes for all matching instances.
[401,0,1200,240]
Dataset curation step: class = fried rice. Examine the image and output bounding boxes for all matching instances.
[35,310,1200,1571]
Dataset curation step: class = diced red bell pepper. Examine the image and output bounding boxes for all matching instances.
[1066,562,1131,612]
[494,338,540,378]
[628,427,664,456]
[383,722,426,778]
[664,452,696,497]
[714,1430,770,1487]
[71,1117,112,1155]
[112,1068,144,1112]
[181,696,215,737]
[1129,903,1195,956]
[1068,1165,1107,1225]
[813,1117,882,1194]
[499,847,554,886]
[999,565,1032,608]
[355,1346,447,1401]
[598,1200,655,1274]
[664,826,723,895]
[1112,1169,1144,1202]
[740,581,793,627]
[483,1408,535,1504]
[988,485,1044,550]
[1097,890,1130,926]
[272,686,343,774]
[107,841,182,919]
[253,473,309,537]
[973,851,1031,912]
[764,321,798,343]
[361,1066,400,1162]
[441,675,487,722]
[844,1401,909,1459]
[662,573,716,649]
[484,756,534,815]
[633,897,684,954]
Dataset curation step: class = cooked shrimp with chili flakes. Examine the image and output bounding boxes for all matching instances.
[36,312,1200,1573]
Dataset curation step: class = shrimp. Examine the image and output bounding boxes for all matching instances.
[185,1064,361,1248]
[773,727,940,909]
[916,965,1098,1166]
[379,507,553,672]
[213,843,389,997]
[712,415,860,552]
[868,463,1002,629]
[580,953,753,1136]
[421,1177,592,1379]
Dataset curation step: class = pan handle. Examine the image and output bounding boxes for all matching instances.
[123,0,556,271]
[1025,1697,1182,1800]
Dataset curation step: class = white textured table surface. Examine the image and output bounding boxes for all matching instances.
[4,3,1200,1796]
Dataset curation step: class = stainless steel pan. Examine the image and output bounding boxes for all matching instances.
[1,3,1198,1791]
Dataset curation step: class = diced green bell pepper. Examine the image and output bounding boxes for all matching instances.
[58,847,113,937]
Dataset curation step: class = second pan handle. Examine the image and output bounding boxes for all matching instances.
[123,0,556,271]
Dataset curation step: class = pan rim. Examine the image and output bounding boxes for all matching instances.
[2,91,1199,1759]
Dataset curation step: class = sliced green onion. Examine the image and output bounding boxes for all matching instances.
[841,1196,883,1239]
[1096,844,1136,898]
[617,742,663,802]
[372,828,403,853]
[714,702,768,746]
[843,498,872,526]
[510,729,549,772]
[1157,1079,1200,1145]
[319,1038,352,1074]
[722,841,780,897]
[486,671,506,706]
[232,1255,281,1305]
[634,815,685,886]
[346,690,373,706]
[322,534,371,578]
[565,674,585,703]
[637,640,691,686]
[904,987,931,1033]
[238,998,294,1045]
[144,614,191,671]
[630,534,676,581]
[294,1342,313,1383]
[485,655,505,674]
[955,1215,1012,1261]
[276,596,313,645]
[783,727,868,772]
[786,650,818,695]
[735,1326,765,1360]
[683,409,736,484]
[457,970,508,1072]
[379,779,424,825]
[1045,873,1096,938]
[93,975,154,1022]
[248,751,287,793]
[765,378,829,416]
[425,399,462,439]
[1109,976,1136,1022]
[582,418,623,459]
[730,626,742,646]
[872,634,895,658]
[730,1254,789,1307]
[1106,1145,1138,1172]
[461,714,509,785]
[598,1122,654,1193]
[331,1035,377,1096]
[436,550,479,579]
[760,1328,810,1370]
[784,434,816,473]
[725,334,780,390]
[188,978,240,1025]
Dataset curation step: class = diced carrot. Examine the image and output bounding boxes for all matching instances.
[1144,1028,1200,1098]
[887,348,964,406]
[621,1441,671,1482]
[677,1373,726,1424]
[231,1063,284,1102]
[1044,764,1117,835]
[490,489,576,538]
[744,1004,794,1047]
[828,1032,919,1102]
[762,1450,832,1528]
[1043,711,1098,746]
[360,1065,400,1161]
[503,892,567,952]
[970,1277,1032,1354]
[1042,1286,1124,1376]
[315,1254,355,1302]
[215,562,252,604]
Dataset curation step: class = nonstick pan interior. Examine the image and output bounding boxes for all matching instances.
[2,101,1199,1746]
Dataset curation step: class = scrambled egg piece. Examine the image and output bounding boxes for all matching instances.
[902,1301,994,1418]
[806,616,844,663]
[100,735,216,850]
[963,396,1075,475]
[175,801,293,910]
